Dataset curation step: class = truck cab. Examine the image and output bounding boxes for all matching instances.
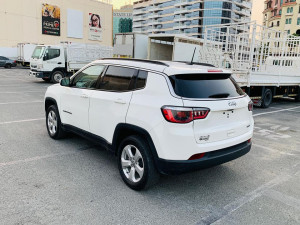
[30,45,66,83]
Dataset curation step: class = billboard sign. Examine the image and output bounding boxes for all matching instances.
[42,3,61,36]
[89,13,102,41]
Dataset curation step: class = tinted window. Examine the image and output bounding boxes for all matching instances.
[135,70,148,89]
[100,66,136,91]
[72,65,105,89]
[45,49,60,60]
[169,74,244,99]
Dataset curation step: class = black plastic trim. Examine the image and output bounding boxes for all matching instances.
[102,58,170,67]
[62,124,113,152]
[156,141,251,175]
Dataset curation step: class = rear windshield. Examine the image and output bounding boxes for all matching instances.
[169,74,245,99]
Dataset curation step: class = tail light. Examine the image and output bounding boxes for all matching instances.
[14,60,17,63]
[161,106,210,123]
[248,101,253,111]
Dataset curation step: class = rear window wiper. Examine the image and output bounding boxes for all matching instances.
[209,93,230,98]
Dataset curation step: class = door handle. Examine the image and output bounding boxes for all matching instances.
[58,62,62,64]
[80,94,88,99]
[114,98,126,104]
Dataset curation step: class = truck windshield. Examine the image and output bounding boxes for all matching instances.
[32,47,45,59]
[169,74,245,99]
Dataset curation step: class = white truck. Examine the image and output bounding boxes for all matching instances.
[17,43,37,67]
[30,43,113,83]
[147,24,300,107]
[198,22,300,107]
[147,34,207,63]
[113,33,148,59]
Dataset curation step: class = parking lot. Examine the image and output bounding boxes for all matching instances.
[0,67,299,225]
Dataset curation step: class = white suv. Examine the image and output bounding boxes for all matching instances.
[44,59,254,190]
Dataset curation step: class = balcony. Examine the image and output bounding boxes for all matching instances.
[133,22,144,28]
[175,0,193,8]
[147,20,161,26]
[133,16,147,22]
[174,24,188,30]
[174,8,190,15]
[174,16,191,22]
[149,13,163,19]
[149,6,163,12]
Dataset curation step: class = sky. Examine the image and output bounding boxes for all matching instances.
[113,0,264,25]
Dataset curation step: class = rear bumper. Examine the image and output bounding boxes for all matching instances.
[156,141,251,175]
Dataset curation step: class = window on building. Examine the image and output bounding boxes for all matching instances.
[291,7,293,13]
[280,0,283,6]
[286,19,289,24]
[297,18,300,25]
[279,9,282,15]
[288,30,290,34]
[289,18,292,24]
[287,8,290,13]
[277,21,280,26]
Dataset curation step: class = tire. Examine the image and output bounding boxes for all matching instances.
[118,135,160,190]
[295,94,300,102]
[261,89,272,108]
[51,71,64,83]
[42,78,51,83]
[4,64,11,69]
[46,105,66,139]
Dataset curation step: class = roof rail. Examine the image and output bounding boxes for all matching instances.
[102,58,169,67]
[174,61,216,67]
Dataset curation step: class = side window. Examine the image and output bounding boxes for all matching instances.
[72,65,105,89]
[44,49,60,60]
[135,70,148,89]
[100,66,137,91]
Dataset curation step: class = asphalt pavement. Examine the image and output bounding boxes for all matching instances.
[0,67,299,225]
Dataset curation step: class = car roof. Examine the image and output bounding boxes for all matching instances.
[94,58,231,75]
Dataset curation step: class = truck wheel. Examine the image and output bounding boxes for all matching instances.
[261,89,272,108]
[295,94,300,102]
[46,105,66,139]
[51,71,64,83]
[118,135,160,190]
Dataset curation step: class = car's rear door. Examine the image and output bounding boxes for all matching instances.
[89,65,138,143]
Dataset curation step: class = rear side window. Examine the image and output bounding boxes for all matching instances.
[169,74,244,99]
[135,70,148,89]
[100,66,137,91]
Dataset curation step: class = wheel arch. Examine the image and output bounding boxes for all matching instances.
[112,123,159,161]
[45,97,58,112]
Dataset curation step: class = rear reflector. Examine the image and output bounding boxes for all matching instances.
[161,106,210,123]
[208,69,223,73]
[247,139,251,143]
[189,153,205,160]
[248,101,253,111]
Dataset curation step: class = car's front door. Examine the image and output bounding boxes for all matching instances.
[60,64,105,132]
[89,65,138,143]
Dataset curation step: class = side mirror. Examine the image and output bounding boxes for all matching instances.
[60,77,70,87]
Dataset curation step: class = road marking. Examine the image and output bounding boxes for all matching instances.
[0,152,74,168]
[0,101,43,105]
[197,162,300,225]
[253,106,300,117]
[0,118,44,125]
[264,189,300,211]
[253,143,299,155]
